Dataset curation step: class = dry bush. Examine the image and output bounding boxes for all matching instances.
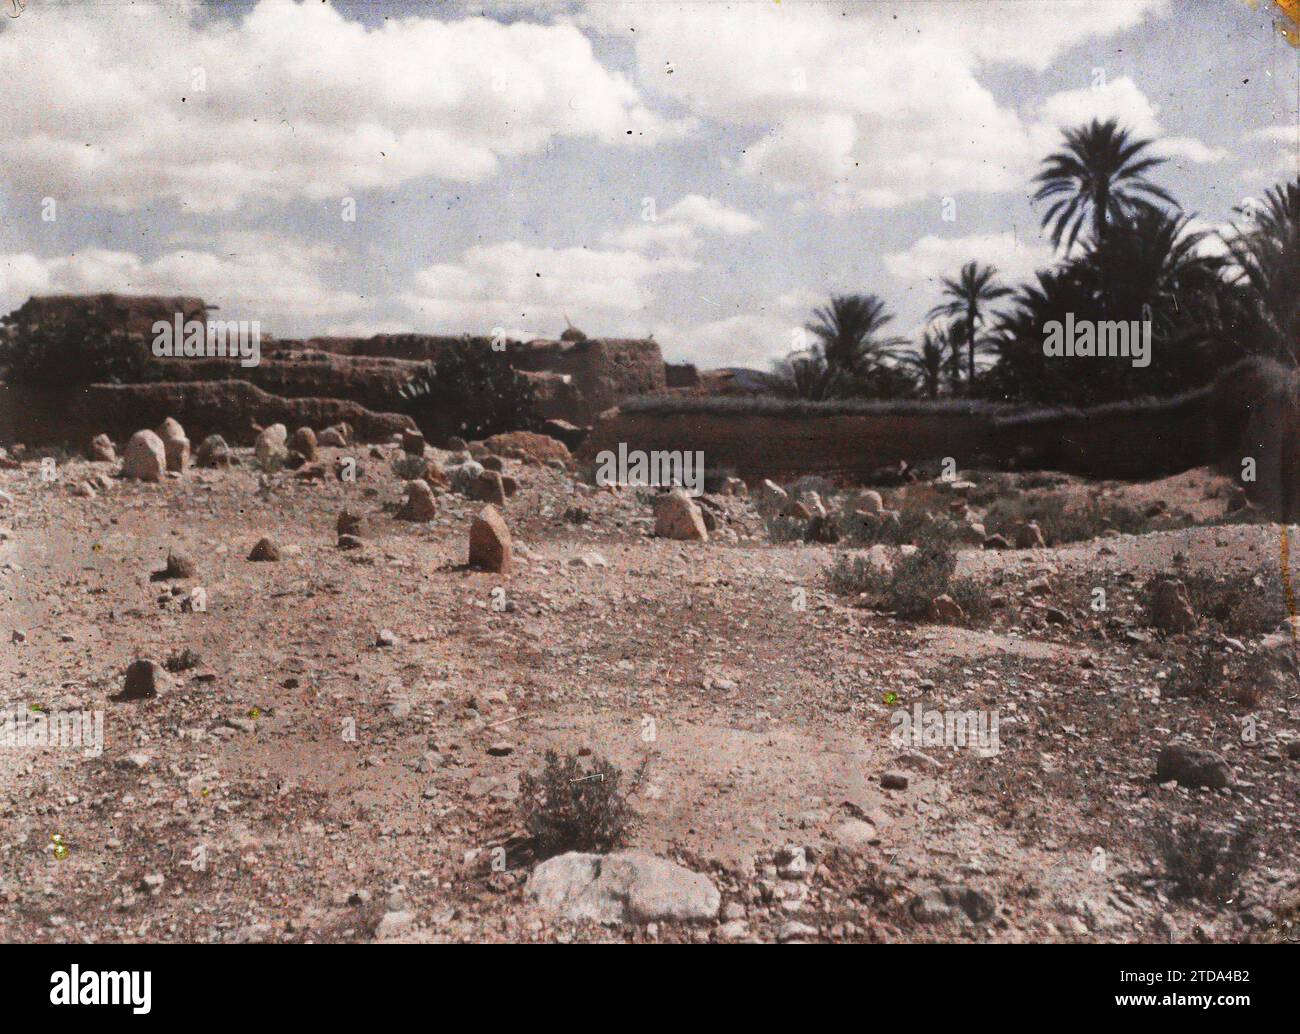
[390,453,429,481]
[763,512,808,543]
[518,750,647,859]
[1181,567,1289,638]
[983,492,1154,544]
[826,542,991,623]
[1154,817,1255,906]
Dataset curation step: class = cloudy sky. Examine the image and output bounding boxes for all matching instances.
[0,0,1296,369]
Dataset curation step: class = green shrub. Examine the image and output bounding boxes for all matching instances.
[1,301,148,388]
[518,750,646,858]
[398,337,540,442]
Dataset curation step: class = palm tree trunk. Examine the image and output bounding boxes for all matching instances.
[967,313,977,385]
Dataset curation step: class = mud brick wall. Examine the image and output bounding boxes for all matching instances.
[0,381,415,446]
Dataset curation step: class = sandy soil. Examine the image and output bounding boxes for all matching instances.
[1,447,1295,943]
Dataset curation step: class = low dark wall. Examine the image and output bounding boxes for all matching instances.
[580,389,1225,484]
[0,381,415,446]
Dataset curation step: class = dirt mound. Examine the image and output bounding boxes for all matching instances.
[483,430,572,467]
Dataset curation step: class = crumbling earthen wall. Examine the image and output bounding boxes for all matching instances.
[0,381,415,446]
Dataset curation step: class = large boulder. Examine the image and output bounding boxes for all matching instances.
[527,851,720,924]
[654,488,708,542]
[468,505,512,573]
[1156,742,1235,789]
[121,430,166,481]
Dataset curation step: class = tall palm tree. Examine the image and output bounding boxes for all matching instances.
[1222,178,1300,365]
[1033,118,1175,253]
[804,294,905,380]
[927,261,1013,384]
[900,324,952,398]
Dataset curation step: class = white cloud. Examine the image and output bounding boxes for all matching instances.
[658,313,798,370]
[883,233,1055,285]
[0,1,684,212]
[400,241,697,336]
[1033,77,1226,164]
[583,1,1174,211]
[606,194,760,256]
[0,236,365,323]
[1240,125,1300,182]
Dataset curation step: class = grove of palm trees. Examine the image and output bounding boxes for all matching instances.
[778,119,1299,410]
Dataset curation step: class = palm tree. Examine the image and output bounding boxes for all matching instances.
[804,294,906,380]
[1033,118,1175,253]
[900,324,952,398]
[927,261,1013,384]
[1222,178,1300,365]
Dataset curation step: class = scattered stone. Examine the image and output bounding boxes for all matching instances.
[471,470,508,506]
[481,454,504,472]
[1148,577,1197,633]
[722,476,748,497]
[318,426,347,448]
[469,505,513,573]
[527,851,720,924]
[195,434,232,468]
[163,436,190,474]
[121,430,167,482]
[928,594,965,624]
[983,534,1012,550]
[157,418,185,442]
[880,772,910,790]
[337,509,363,537]
[88,434,116,462]
[401,429,426,456]
[376,629,397,648]
[113,659,169,702]
[337,534,364,551]
[1015,521,1046,549]
[254,426,289,467]
[374,910,415,940]
[1156,742,1235,789]
[248,537,281,562]
[777,920,819,942]
[288,427,318,462]
[858,489,884,514]
[910,885,996,924]
[396,479,438,521]
[486,742,514,757]
[156,551,196,580]
[654,488,708,542]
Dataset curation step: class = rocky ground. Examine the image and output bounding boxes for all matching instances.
[1,429,1297,943]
